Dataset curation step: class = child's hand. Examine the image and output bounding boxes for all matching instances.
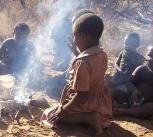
[132,89,143,105]
[47,106,66,124]
[122,70,128,74]
[67,37,79,56]
[121,70,130,75]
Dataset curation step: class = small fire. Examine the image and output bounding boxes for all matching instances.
[11,84,35,105]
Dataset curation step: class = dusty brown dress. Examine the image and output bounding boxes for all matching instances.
[41,46,112,128]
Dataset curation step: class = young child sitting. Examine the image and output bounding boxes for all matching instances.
[113,47,153,118]
[0,23,37,77]
[114,33,144,86]
[41,13,112,136]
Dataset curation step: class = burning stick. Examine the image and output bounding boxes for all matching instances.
[14,104,33,125]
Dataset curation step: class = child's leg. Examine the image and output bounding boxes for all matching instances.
[113,103,153,118]
[105,74,116,87]
[59,112,103,136]
[109,85,128,105]
[138,84,153,102]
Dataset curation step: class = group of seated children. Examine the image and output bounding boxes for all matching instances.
[108,31,153,118]
[113,47,153,118]
[41,9,153,137]
[0,9,152,137]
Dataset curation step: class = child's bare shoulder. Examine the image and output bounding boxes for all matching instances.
[2,38,15,47]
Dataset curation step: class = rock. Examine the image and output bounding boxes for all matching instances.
[0,118,8,130]
[28,92,57,109]
[0,75,15,100]
[27,92,58,119]
[0,75,15,89]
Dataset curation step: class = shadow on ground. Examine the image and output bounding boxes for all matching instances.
[0,119,8,130]
[114,116,153,131]
[54,122,137,137]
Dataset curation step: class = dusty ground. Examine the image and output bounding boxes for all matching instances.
[0,116,152,137]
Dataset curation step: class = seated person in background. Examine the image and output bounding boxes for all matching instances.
[51,15,72,72]
[113,33,144,86]
[113,47,153,118]
[41,13,112,136]
[0,23,41,80]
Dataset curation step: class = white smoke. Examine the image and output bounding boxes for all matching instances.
[34,0,87,59]
[13,0,89,103]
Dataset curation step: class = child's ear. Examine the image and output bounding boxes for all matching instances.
[80,33,86,40]
[82,33,90,41]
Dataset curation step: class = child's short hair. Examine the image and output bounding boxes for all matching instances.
[14,23,30,34]
[73,13,104,39]
[72,9,94,24]
[124,33,140,48]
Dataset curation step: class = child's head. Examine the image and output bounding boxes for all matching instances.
[72,9,94,24]
[72,13,104,52]
[13,23,30,40]
[124,33,140,50]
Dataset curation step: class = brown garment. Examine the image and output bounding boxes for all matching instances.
[41,46,112,128]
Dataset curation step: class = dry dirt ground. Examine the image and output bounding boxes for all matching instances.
[0,116,152,137]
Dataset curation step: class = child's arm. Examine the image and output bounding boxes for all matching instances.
[130,66,144,104]
[62,91,88,111]
[0,41,8,59]
[130,66,142,85]
[0,40,13,63]
[115,52,122,72]
[63,60,90,111]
